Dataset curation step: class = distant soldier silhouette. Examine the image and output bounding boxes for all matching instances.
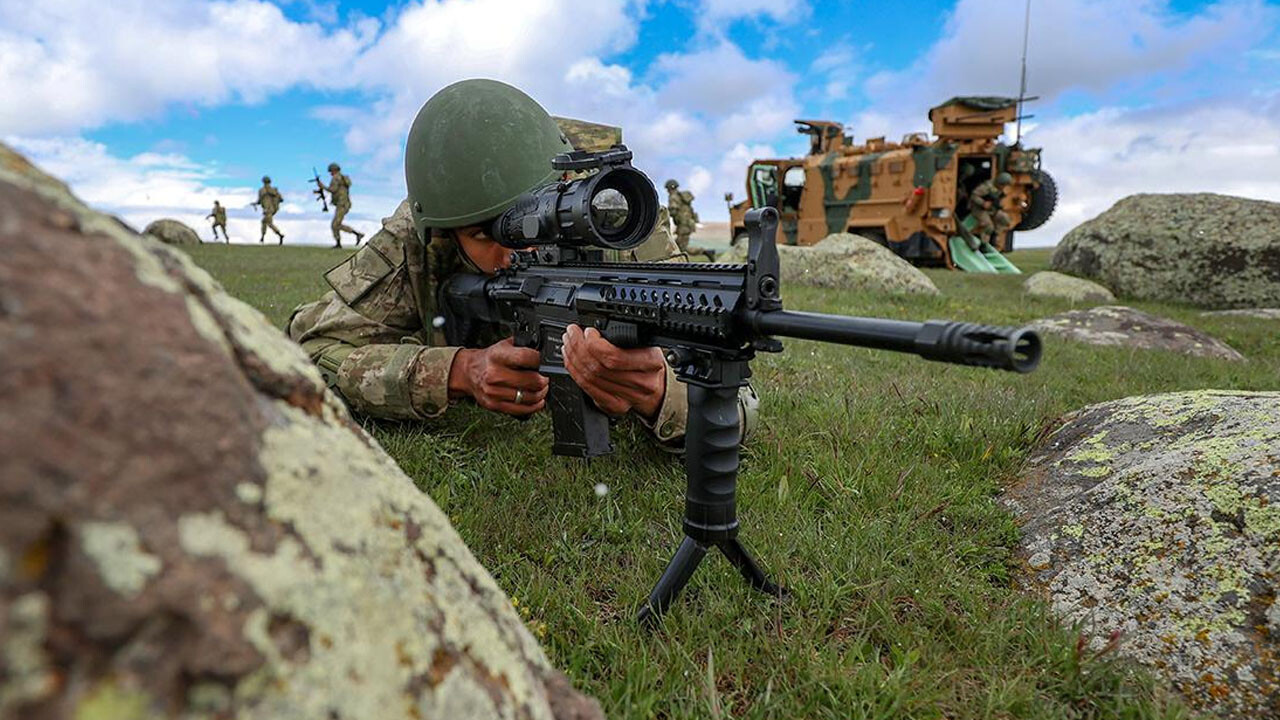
[205,200,229,242]
[255,176,285,244]
[327,162,364,248]
[664,179,699,254]
[970,172,1013,248]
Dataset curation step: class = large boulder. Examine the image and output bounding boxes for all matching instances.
[1029,305,1243,361]
[1023,270,1115,303]
[143,217,202,246]
[724,232,939,295]
[1005,391,1280,718]
[1201,308,1280,321]
[1051,193,1280,309]
[0,143,600,719]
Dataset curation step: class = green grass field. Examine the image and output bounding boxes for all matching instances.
[187,243,1279,719]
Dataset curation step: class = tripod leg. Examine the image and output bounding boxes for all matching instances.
[637,536,707,625]
[719,538,785,597]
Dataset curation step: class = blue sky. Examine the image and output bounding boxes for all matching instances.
[3,0,1278,245]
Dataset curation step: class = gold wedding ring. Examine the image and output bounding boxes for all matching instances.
[514,389,525,405]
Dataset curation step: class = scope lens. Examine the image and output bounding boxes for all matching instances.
[590,188,629,233]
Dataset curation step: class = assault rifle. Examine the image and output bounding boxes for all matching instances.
[310,167,329,212]
[440,146,1042,624]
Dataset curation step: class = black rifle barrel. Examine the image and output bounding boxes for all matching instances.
[749,310,1041,373]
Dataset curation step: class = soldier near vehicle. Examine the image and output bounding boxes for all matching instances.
[726,97,1057,272]
[288,79,754,446]
[969,172,1013,249]
[205,200,229,243]
[253,176,285,244]
[326,162,364,249]
[664,179,700,254]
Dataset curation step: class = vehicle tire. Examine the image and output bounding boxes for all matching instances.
[1015,170,1057,231]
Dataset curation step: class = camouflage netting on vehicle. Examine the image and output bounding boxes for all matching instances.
[1005,391,1280,718]
[1029,305,1243,361]
[143,217,202,246]
[1023,271,1115,304]
[935,96,1018,111]
[723,232,939,295]
[1051,193,1280,309]
[0,142,601,720]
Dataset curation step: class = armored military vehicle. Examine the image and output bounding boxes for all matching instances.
[727,97,1056,272]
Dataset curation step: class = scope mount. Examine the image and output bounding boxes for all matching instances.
[551,144,634,172]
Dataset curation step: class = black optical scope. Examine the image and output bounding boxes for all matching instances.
[489,145,659,251]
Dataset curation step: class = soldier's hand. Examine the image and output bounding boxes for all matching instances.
[561,325,665,421]
[448,339,548,416]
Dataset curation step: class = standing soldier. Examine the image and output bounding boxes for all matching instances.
[205,200,229,242]
[327,162,364,249]
[969,172,1013,248]
[255,176,285,244]
[664,179,700,254]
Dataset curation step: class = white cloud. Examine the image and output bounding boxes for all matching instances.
[865,0,1278,111]
[694,0,809,34]
[0,0,377,136]
[6,136,388,245]
[1015,95,1280,246]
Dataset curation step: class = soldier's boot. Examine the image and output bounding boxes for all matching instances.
[354,231,365,245]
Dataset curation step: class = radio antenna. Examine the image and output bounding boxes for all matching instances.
[1015,0,1032,144]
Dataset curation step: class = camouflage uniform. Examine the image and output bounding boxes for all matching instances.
[970,178,1011,245]
[328,170,363,247]
[666,183,699,253]
[288,201,755,447]
[206,202,228,242]
[258,182,285,243]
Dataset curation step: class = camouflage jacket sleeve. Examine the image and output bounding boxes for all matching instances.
[288,202,457,421]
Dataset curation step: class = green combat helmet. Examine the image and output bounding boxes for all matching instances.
[328,162,340,172]
[995,172,1013,186]
[404,78,572,233]
[665,179,678,190]
[262,175,271,183]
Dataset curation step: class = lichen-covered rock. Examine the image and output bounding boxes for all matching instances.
[1023,271,1115,303]
[1200,308,1280,320]
[722,232,939,295]
[143,217,202,246]
[1051,193,1280,309]
[1005,391,1280,718]
[0,143,600,720]
[1029,305,1243,361]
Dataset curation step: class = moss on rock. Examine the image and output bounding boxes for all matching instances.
[1006,390,1280,718]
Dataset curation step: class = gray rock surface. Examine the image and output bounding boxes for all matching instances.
[724,232,939,295]
[1051,193,1280,309]
[1005,391,1280,718]
[1023,271,1115,303]
[1029,305,1243,361]
[0,143,600,720]
[143,217,202,246]
[1200,308,1280,320]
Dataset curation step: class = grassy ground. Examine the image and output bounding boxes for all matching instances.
[187,243,1279,719]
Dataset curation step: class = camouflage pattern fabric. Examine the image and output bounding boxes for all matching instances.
[206,204,229,241]
[288,200,752,447]
[328,173,360,245]
[258,184,285,241]
[970,179,1010,243]
[667,189,698,252]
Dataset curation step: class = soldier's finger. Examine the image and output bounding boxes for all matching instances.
[489,399,546,417]
[575,380,631,416]
[491,338,542,369]
[580,327,664,372]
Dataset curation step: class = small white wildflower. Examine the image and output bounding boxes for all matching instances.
[594,483,609,497]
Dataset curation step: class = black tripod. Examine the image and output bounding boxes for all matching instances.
[636,362,785,624]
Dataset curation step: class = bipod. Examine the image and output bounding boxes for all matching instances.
[636,368,785,625]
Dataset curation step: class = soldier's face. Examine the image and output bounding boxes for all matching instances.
[455,225,522,275]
